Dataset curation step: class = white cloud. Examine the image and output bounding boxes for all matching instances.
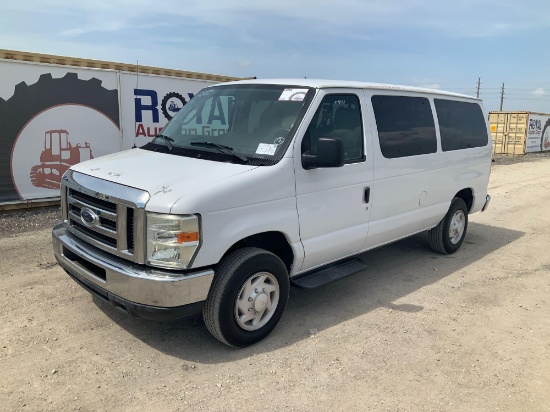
[407,77,441,89]
[420,83,441,89]
[4,0,423,27]
[532,88,546,95]
[59,20,126,37]
[0,1,502,34]
[6,0,550,41]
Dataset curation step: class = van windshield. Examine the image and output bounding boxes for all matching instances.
[143,84,314,164]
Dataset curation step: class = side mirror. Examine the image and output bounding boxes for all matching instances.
[302,137,345,170]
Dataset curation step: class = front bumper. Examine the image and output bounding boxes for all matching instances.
[52,223,214,320]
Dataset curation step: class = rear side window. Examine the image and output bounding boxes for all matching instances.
[435,99,488,151]
[371,95,437,158]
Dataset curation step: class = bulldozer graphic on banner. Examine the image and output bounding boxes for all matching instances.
[30,129,93,190]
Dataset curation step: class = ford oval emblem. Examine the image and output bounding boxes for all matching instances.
[80,207,100,227]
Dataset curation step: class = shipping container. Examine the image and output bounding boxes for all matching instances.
[0,49,246,205]
[489,111,550,156]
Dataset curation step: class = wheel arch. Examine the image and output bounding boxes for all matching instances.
[220,231,295,273]
[454,188,474,212]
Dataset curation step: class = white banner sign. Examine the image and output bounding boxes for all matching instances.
[0,60,120,202]
[119,73,214,149]
[0,59,217,202]
[526,114,550,153]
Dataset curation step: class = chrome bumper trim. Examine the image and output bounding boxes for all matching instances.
[52,223,214,308]
[482,194,491,212]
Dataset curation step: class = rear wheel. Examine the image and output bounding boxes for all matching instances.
[429,197,468,254]
[203,247,290,347]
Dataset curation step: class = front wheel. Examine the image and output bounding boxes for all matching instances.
[203,247,290,347]
[429,197,468,254]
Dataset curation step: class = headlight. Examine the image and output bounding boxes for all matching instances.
[146,213,200,269]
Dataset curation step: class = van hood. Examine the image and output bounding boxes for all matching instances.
[70,148,259,213]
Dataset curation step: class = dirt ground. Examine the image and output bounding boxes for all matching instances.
[1,156,550,412]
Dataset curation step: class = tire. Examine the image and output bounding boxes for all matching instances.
[203,247,290,347]
[0,72,119,201]
[429,197,468,254]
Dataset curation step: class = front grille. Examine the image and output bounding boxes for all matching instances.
[70,190,117,214]
[71,220,118,248]
[127,208,135,252]
[66,187,136,259]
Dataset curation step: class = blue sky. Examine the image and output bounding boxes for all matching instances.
[1,0,550,113]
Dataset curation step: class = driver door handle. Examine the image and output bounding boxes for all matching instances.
[364,187,370,203]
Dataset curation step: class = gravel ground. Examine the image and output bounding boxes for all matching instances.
[1,156,550,411]
[0,207,62,237]
[491,150,550,165]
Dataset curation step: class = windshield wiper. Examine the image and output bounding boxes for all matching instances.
[154,134,174,151]
[190,142,248,163]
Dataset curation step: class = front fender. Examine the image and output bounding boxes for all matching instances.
[190,197,304,275]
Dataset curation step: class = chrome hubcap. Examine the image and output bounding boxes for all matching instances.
[449,210,466,245]
[234,272,280,331]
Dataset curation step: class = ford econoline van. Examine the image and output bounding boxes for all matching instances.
[52,79,492,347]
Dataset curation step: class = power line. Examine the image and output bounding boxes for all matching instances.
[427,85,546,91]
[501,92,548,96]
[503,97,550,101]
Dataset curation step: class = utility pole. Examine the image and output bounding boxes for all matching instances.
[499,82,505,111]
[476,77,481,98]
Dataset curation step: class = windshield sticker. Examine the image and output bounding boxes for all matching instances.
[274,136,285,145]
[278,88,308,102]
[256,143,278,156]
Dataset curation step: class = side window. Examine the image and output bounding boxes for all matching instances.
[435,99,488,151]
[371,95,437,159]
[302,94,364,163]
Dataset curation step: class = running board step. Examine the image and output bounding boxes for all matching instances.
[291,257,367,289]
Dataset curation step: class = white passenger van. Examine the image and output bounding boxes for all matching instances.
[52,79,492,347]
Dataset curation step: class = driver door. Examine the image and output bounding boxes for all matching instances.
[293,89,373,272]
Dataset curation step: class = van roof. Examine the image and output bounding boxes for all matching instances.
[221,78,478,100]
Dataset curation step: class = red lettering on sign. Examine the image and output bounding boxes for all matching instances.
[136,124,163,138]
[136,124,146,137]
